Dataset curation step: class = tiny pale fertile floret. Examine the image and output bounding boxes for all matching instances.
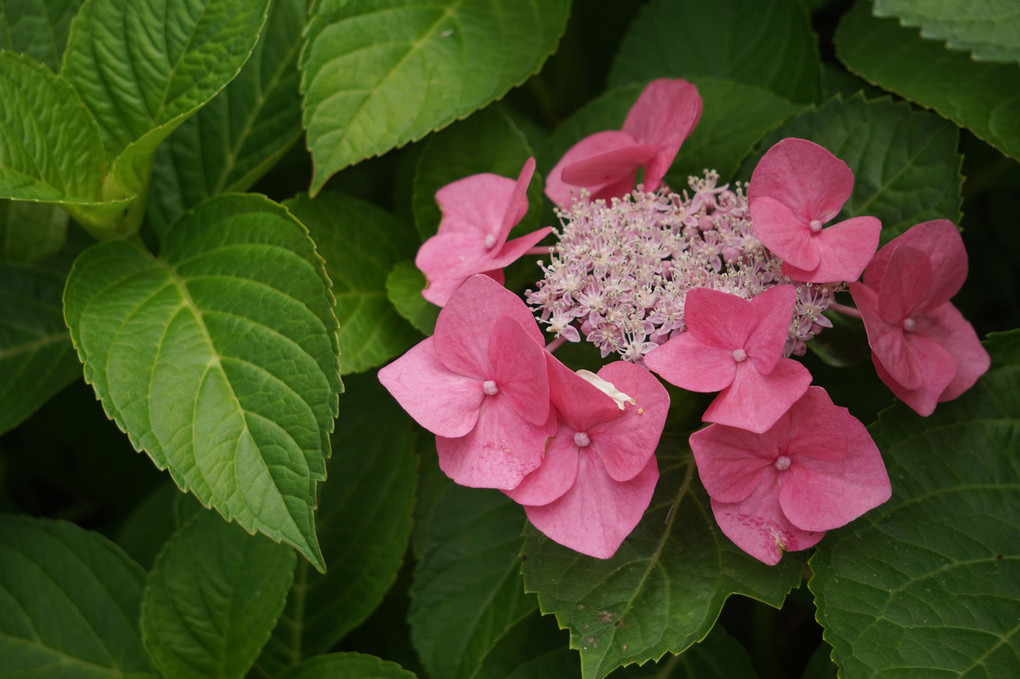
[689,386,891,565]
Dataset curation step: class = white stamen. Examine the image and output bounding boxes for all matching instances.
[774,455,792,471]
[732,348,747,363]
[902,318,917,333]
[483,380,498,396]
[573,431,591,447]
[809,219,823,233]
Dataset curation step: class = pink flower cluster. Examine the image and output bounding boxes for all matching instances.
[379,78,989,564]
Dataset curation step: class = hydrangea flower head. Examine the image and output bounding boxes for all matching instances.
[507,359,669,558]
[378,275,555,489]
[689,387,891,565]
[545,79,702,209]
[644,285,812,433]
[748,138,881,283]
[417,158,553,306]
[849,220,990,416]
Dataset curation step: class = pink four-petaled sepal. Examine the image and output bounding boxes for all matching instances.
[545,78,702,209]
[849,219,989,416]
[644,285,812,433]
[690,386,892,565]
[416,157,553,306]
[748,138,881,283]
[378,275,554,489]
[508,358,669,559]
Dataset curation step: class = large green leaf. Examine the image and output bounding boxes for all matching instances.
[300,0,571,194]
[473,610,580,679]
[608,0,822,104]
[147,0,308,236]
[521,436,804,679]
[411,105,543,241]
[63,194,341,571]
[874,0,1020,64]
[409,481,536,679]
[810,330,1020,677]
[0,516,152,677]
[0,262,80,436]
[141,511,296,679]
[62,0,271,198]
[0,0,82,70]
[286,192,421,375]
[256,373,417,676]
[613,627,759,678]
[0,200,67,263]
[278,653,419,679]
[836,1,1020,163]
[741,94,963,243]
[386,261,438,337]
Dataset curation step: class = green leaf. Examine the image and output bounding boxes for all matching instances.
[411,105,543,241]
[63,194,341,571]
[0,262,80,436]
[0,0,82,71]
[409,482,536,679]
[874,0,1020,64]
[0,200,68,263]
[278,653,419,679]
[608,0,823,104]
[62,0,271,198]
[613,626,759,678]
[809,330,1020,677]
[386,260,438,336]
[521,436,803,679]
[0,515,152,677]
[286,192,421,374]
[141,511,296,679]
[474,609,580,679]
[147,0,308,236]
[742,94,963,243]
[114,482,180,571]
[541,78,801,189]
[256,373,417,675]
[300,0,571,194]
[835,1,1020,162]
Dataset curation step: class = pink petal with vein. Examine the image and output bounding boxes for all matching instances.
[420,269,504,308]
[863,220,967,301]
[876,245,933,324]
[622,78,703,189]
[703,358,812,433]
[504,426,579,506]
[546,131,643,209]
[489,317,550,426]
[690,424,778,503]
[746,285,797,375]
[919,303,989,402]
[748,196,819,271]
[781,215,881,283]
[684,287,760,349]
[748,138,854,223]
[643,333,736,393]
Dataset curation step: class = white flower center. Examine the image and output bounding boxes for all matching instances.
[809,219,823,234]
[902,317,917,333]
[732,348,747,363]
[484,233,497,249]
[482,380,499,396]
[573,431,591,448]
[774,455,792,471]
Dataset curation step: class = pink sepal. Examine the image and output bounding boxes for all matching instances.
[779,215,881,283]
[702,358,812,434]
[489,317,550,427]
[924,303,990,402]
[710,485,824,566]
[863,220,967,301]
[503,426,580,506]
[642,333,735,393]
[747,138,853,222]
[546,131,643,209]
[377,338,484,438]
[524,454,659,559]
[621,78,703,189]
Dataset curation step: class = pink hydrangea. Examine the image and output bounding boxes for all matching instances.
[689,387,891,565]
[417,158,553,306]
[545,79,702,209]
[507,359,669,559]
[748,138,880,284]
[378,275,556,489]
[849,220,990,416]
[644,285,812,433]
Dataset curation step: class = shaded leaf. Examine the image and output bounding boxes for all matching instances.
[287,192,420,374]
[613,626,759,678]
[412,105,543,241]
[521,435,803,679]
[63,194,341,571]
[147,0,309,236]
[741,94,963,243]
[874,0,1020,64]
[0,262,80,436]
[609,0,822,104]
[0,515,152,677]
[300,0,571,193]
[278,652,418,679]
[386,260,438,337]
[141,511,296,679]
[835,1,1020,162]
[114,482,180,571]
[256,373,417,675]
[0,0,82,70]
[809,330,1020,678]
[474,609,580,679]
[409,482,536,679]
[0,200,67,263]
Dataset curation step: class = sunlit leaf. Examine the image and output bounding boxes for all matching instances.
[141,511,295,679]
[300,0,571,193]
[386,261,437,337]
[874,0,1020,64]
[0,262,80,436]
[522,436,803,679]
[63,194,341,571]
[287,192,420,374]
[609,0,822,104]
[836,1,1020,162]
[0,516,153,678]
